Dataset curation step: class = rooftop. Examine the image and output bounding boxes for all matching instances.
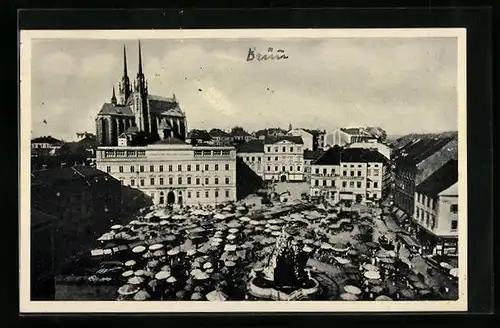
[209,128,231,138]
[31,136,63,144]
[312,146,342,165]
[153,138,188,145]
[439,181,458,196]
[187,129,212,141]
[416,159,458,197]
[394,136,456,166]
[97,95,184,118]
[32,166,109,186]
[304,149,325,160]
[264,135,304,145]
[237,140,265,153]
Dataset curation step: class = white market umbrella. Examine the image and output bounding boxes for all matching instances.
[224,244,237,252]
[344,285,362,295]
[320,243,333,250]
[167,248,180,256]
[124,260,136,267]
[149,243,164,251]
[335,257,351,265]
[228,228,239,234]
[132,245,146,254]
[340,293,358,301]
[227,234,236,241]
[364,271,381,280]
[122,270,134,278]
[206,290,228,302]
[203,262,213,270]
[449,268,459,278]
[363,264,379,272]
[155,271,171,280]
[303,246,314,253]
[111,225,123,230]
[166,276,177,283]
[128,276,144,285]
[214,213,226,220]
[239,216,251,222]
[440,262,453,270]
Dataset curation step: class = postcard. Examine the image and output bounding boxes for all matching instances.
[20,28,467,313]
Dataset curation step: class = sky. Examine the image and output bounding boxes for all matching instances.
[29,36,458,141]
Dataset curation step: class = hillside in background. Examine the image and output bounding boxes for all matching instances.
[387,131,458,143]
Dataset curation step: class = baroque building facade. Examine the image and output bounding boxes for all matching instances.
[95,42,188,146]
[95,140,237,206]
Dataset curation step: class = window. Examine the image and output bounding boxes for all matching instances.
[196,191,200,198]
[140,179,145,186]
[315,168,320,174]
[282,166,285,172]
[187,165,191,171]
[331,168,335,174]
[275,166,278,171]
[374,169,380,176]
[251,156,255,161]
[258,157,262,162]
[290,166,293,172]
[349,181,355,188]
[196,164,200,171]
[168,165,172,172]
[140,165,144,172]
[169,177,173,185]
[314,180,319,186]
[215,178,219,185]
[267,166,271,171]
[450,204,458,213]
[350,171,355,177]
[187,191,191,198]
[215,190,219,198]
[282,147,286,152]
[357,171,362,176]
[196,177,200,185]
[119,178,124,185]
[205,164,209,171]
[290,147,294,152]
[367,169,371,176]
[358,164,362,168]
[205,191,209,198]
[106,166,111,173]
[215,164,219,171]
[343,171,347,176]
[150,165,154,172]
[323,180,327,186]
[178,177,182,185]
[147,177,153,185]
[374,182,378,188]
[205,177,209,185]
[225,177,230,184]
[297,166,301,172]
[187,177,192,185]
[323,168,327,175]
[275,156,278,161]
[426,197,431,207]
[225,190,230,198]
[350,165,354,168]
[268,157,271,161]
[159,177,164,185]
[357,182,362,188]
[178,165,182,172]
[267,147,271,152]
[367,182,371,188]
[425,212,430,226]
[159,165,163,172]
[130,166,135,173]
[274,147,278,152]
[342,182,347,188]
[131,179,135,186]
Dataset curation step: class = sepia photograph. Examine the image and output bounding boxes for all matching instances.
[20,28,467,313]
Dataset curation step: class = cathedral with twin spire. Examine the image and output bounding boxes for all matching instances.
[95,41,187,146]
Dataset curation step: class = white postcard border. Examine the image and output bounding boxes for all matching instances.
[20,28,468,313]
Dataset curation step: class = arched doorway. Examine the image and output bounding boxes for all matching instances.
[280,175,287,182]
[177,196,183,205]
[167,191,175,204]
[159,191,165,205]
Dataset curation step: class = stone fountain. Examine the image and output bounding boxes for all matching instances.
[247,225,320,301]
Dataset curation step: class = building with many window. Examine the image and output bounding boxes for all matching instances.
[31,136,64,151]
[391,136,458,223]
[263,136,304,182]
[303,149,325,183]
[309,146,389,204]
[236,140,265,178]
[323,127,383,148]
[413,159,458,256]
[95,138,237,206]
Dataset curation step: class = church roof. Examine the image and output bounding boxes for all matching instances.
[98,103,134,116]
[97,94,185,118]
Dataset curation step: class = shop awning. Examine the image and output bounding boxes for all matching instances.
[398,233,420,248]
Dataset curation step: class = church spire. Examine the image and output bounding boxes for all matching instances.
[138,40,143,75]
[123,45,128,77]
[111,86,117,104]
[120,45,131,105]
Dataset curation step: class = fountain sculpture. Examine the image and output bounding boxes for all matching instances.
[247,225,320,300]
